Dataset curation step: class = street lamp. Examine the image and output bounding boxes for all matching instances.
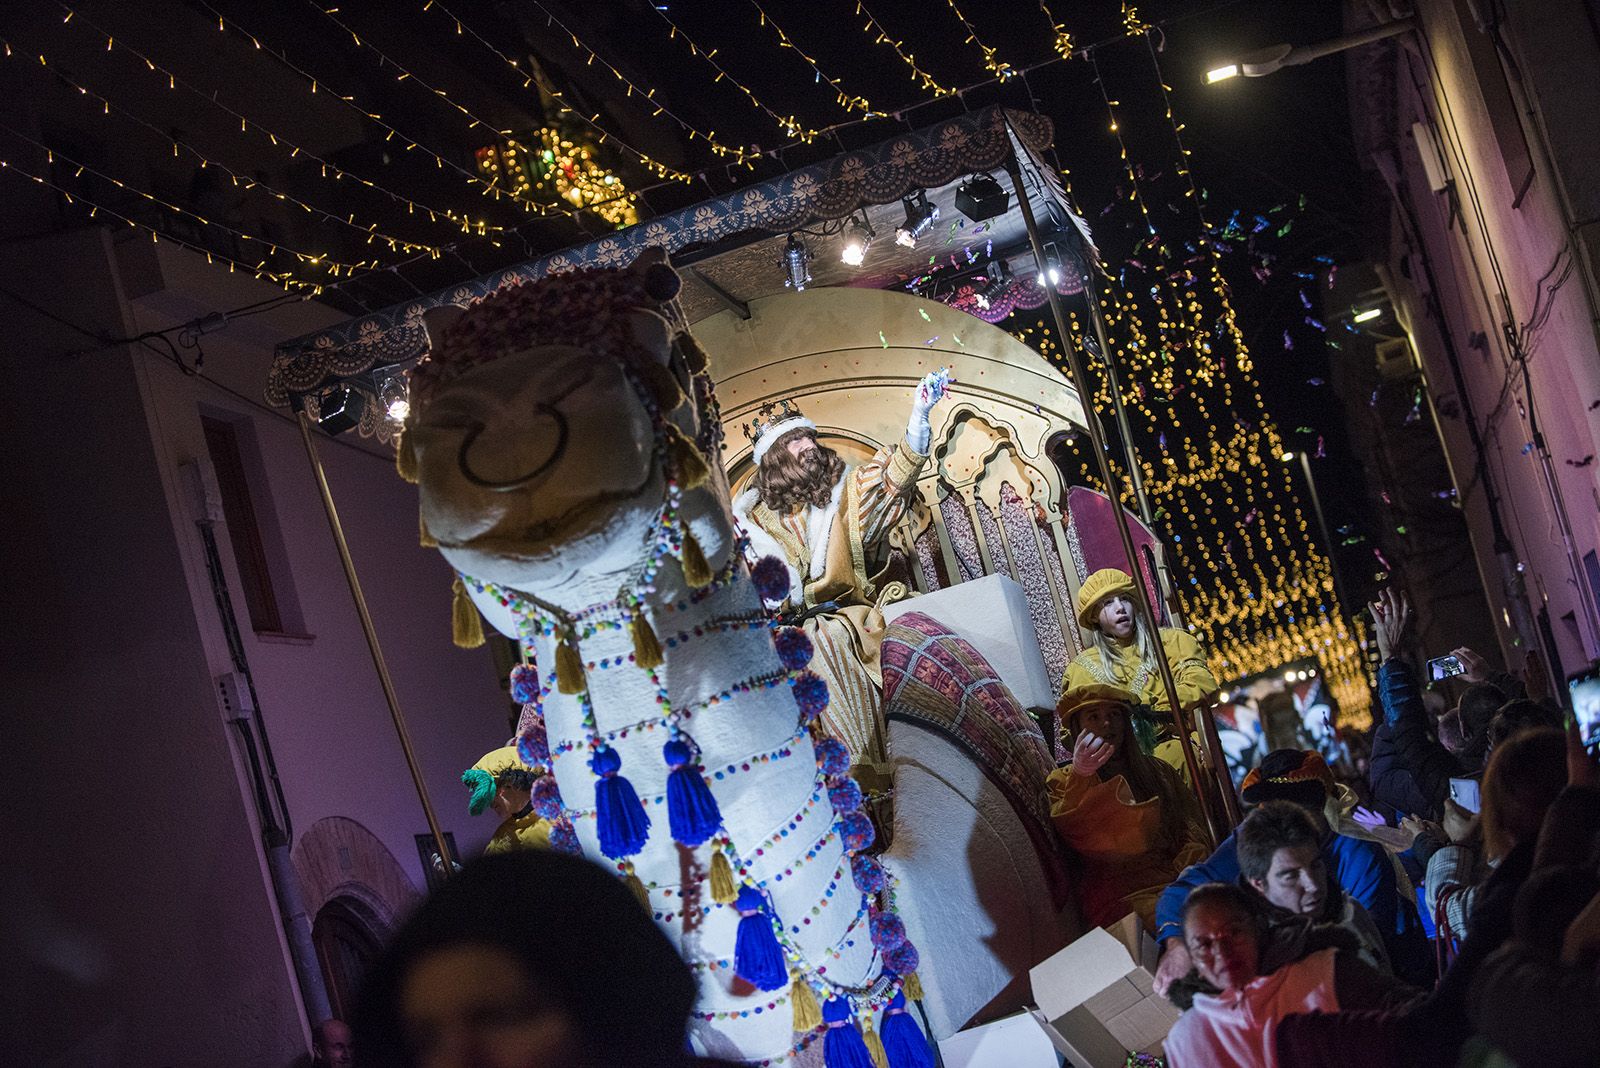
[1283,450,1349,613]
[1204,18,1414,83]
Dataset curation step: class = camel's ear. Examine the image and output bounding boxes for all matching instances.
[630,246,680,302]
[422,303,468,352]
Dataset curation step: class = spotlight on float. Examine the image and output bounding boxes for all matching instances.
[1036,245,1064,289]
[1206,63,1240,83]
[955,173,1009,222]
[317,384,366,435]
[986,258,1013,287]
[1352,307,1382,323]
[895,190,938,248]
[840,214,874,267]
[781,233,812,290]
[378,370,411,424]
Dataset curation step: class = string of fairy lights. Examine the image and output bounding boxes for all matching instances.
[6,2,1370,718]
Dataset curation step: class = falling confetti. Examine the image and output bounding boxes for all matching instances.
[1283,330,1294,351]
[918,308,931,322]
[1305,316,1325,331]
[879,331,888,348]
[1306,378,1325,387]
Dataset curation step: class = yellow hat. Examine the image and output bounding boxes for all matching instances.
[462,745,534,816]
[1056,683,1140,729]
[1075,568,1138,629]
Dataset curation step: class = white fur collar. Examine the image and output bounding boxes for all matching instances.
[733,472,847,603]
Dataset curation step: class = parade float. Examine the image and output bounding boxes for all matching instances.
[268,106,1220,1062]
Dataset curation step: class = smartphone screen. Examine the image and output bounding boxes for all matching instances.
[1568,666,1600,747]
[1449,777,1481,814]
[1428,655,1465,682]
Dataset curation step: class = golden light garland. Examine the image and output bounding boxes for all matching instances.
[0,153,340,295]
[744,0,886,118]
[853,2,959,98]
[475,129,639,228]
[52,6,505,238]
[1037,1,1075,60]
[647,3,833,142]
[940,0,1017,81]
[424,0,737,176]
[5,41,450,259]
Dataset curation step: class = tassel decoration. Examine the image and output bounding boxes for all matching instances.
[863,1014,889,1068]
[530,774,563,819]
[666,423,711,489]
[733,886,788,991]
[709,848,738,905]
[509,663,542,705]
[461,768,496,816]
[883,941,919,978]
[829,778,864,814]
[452,576,485,648]
[664,737,723,846]
[752,555,792,604]
[880,993,934,1068]
[815,738,851,777]
[555,636,587,694]
[850,854,889,893]
[396,429,419,483]
[902,972,924,1003]
[590,746,651,858]
[681,530,713,587]
[640,360,685,411]
[631,610,664,670]
[624,868,651,911]
[821,998,875,1068]
[419,509,438,547]
[839,812,876,855]
[790,971,823,1033]
[793,672,831,724]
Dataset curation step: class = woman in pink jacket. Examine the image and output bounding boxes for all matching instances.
[1164,883,1417,1068]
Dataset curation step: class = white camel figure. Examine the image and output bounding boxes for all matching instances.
[400,252,1071,1058]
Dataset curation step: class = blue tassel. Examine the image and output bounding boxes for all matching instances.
[664,737,722,846]
[822,998,875,1068]
[733,886,788,991]
[591,746,650,858]
[880,992,934,1068]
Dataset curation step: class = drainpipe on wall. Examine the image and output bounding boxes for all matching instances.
[183,460,332,1027]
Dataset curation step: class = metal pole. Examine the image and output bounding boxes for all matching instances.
[1004,150,1222,847]
[295,411,455,876]
[1295,451,1347,614]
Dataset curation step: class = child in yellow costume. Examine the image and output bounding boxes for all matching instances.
[1062,567,1218,779]
[1048,684,1209,930]
[461,746,552,854]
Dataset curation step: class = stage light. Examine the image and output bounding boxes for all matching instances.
[1206,64,1239,83]
[1352,307,1382,323]
[895,191,938,248]
[955,174,1009,222]
[317,385,366,435]
[986,258,1013,286]
[840,216,873,266]
[782,233,812,290]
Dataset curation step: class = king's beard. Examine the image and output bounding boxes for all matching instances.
[757,442,845,513]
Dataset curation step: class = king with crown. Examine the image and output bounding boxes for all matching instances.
[734,369,952,765]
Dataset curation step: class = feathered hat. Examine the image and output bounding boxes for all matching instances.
[461,745,536,816]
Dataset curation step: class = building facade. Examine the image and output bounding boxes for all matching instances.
[1349,0,1600,685]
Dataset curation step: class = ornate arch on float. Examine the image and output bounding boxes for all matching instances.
[291,816,420,934]
[701,285,1103,687]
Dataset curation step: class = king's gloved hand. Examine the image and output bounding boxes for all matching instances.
[907,367,954,454]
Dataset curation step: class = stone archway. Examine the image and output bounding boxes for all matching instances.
[292,817,420,940]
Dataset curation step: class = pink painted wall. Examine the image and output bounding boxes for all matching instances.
[2,229,515,1065]
[1353,0,1600,679]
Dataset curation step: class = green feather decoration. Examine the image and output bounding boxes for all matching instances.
[462,768,496,816]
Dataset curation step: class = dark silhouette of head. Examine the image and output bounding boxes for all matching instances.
[352,850,697,1068]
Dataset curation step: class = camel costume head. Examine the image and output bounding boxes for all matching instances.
[401,247,719,600]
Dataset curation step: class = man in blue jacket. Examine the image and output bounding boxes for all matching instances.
[1151,747,1426,993]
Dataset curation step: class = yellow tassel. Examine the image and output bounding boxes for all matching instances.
[451,576,485,648]
[681,531,712,588]
[396,429,419,483]
[641,360,684,411]
[709,849,738,905]
[631,611,663,670]
[555,637,586,694]
[666,423,710,489]
[419,509,438,548]
[681,334,710,375]
[624,870,651,911]
[863,1014,888,1068]
[790,971,822,1033]
[902,970,924,1002]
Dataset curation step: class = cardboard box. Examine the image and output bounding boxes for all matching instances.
[1028,913,1180,1067]
[937,1011,1062,1068]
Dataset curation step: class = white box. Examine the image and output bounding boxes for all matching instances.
[1028,914,1179,1067]
[937,1011,1062,1068]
